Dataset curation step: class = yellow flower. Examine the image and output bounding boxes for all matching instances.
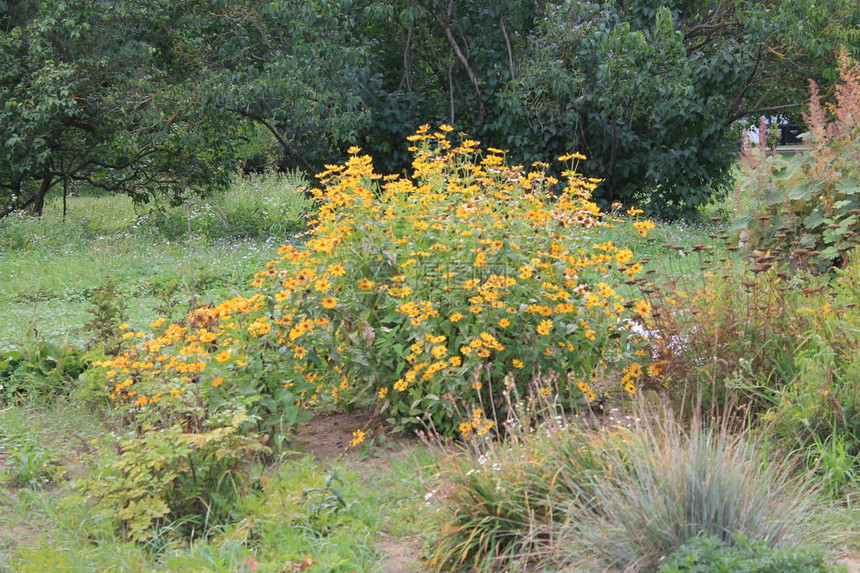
[431,345,447,358]
[314,278,331,292]
[512,359,524,369]
[347,145,361,154]
[118,323,129,330]
[450,312,464,322]
[438,124,454,132]
[394,378,408,392]
[537,320,553,335]
[450,356,462,367]
[211,377,224,387]
[356,278,376,290]
[215,350,232,362]
[149,318,165,329]
[558,152,586,161]
[378,387,388,399]
[350,429,366,447]
[634,299,652,318]
[498,318,510,328]
[539,387,551,396]
[322,297,337,309]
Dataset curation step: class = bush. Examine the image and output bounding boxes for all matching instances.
[642,249,859,459]
[81,421,268,541]
[658,533,843,573]
[427,408,603,571]
[0,332,86,401]
[733,48,860,273]
[94,126,657,440]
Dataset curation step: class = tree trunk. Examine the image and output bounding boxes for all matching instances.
[29,170,53,217]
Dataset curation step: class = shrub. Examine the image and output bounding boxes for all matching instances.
[658,533,842,573]
[733,48,860,273]
[427,408,603,571]
[81,420,268,542]
[642,248,859,433]
[94,126,657,440]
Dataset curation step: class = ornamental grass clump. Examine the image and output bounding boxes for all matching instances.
[428,410,824,573]
[563,414,820,572]
[94,126,657,441]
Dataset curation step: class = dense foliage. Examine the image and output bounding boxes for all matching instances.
[733,49,860,272]
[2,0,858,218]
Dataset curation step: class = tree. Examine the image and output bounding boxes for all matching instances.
[515,0,860,218]
[203,0,374,172]
[0,0,240,217]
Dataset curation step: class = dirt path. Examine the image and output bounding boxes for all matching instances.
[840,557,860,573]
[292,410,427,572]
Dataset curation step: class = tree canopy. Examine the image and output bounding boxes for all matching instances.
[2,0,857,218]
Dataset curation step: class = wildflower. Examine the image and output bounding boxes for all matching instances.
[558,152,586,161]
[314,279,331,292]
[322,297,338,309]
[378,387,388,399]
[350,429,366,447]
[211,377,224,387]
[512,359,524,369]
[498,318,510,328]
[537,320,553,335]
[633,220,656,237]
[394,378,408,392]
[634,299,652,318]
[215,350,232,363]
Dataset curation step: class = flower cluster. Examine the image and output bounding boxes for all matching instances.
[95,126,658,438]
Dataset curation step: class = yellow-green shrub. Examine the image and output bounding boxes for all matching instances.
[95,126,656,438]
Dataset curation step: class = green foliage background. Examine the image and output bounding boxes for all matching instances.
[2,0,859,219]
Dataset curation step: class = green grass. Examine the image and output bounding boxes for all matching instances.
[0,174,312,350]
[0,419,438,572]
